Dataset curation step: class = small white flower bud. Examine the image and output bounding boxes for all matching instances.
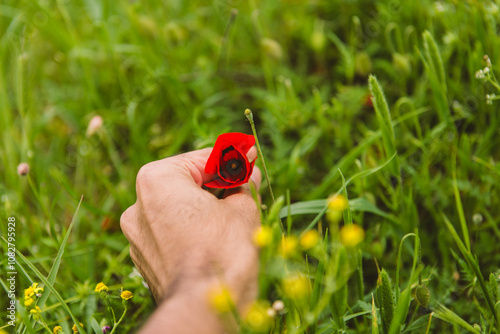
[272,300,285,312]
[266,307,276,317]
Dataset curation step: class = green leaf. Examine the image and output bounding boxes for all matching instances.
[279,197,395,221]
[91,316,103,334]
[37,196,84,309]
[434,304,481,334]
[372,294,379,334]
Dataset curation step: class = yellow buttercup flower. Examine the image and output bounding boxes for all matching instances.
[252,226,273,247]
[244,300,273,332]
[24,297,34,307]
[327,194,348,211]
[279,235,298,258]
[53,326,63,334]
[299,230,320,250]
[72,323,83,333]
[207,284,234,313]
[30,306,41,315]
[120,290,133,300]
[94,282,109,293]
[340,224,365,248]
[327,194,349,223]
[282,275,310,300]
[25,286,34,298]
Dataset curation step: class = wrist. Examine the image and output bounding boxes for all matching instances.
[158,244,259,308]
[140,283,228,334]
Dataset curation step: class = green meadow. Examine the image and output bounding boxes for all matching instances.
[1,0,500,333]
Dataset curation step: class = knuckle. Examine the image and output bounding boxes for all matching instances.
[135,161,166,195]
[120,205,139,241]
[136,162,156,189]
[120,207,133,231]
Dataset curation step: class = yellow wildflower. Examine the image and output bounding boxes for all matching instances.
[279,235,298,258]
[120,290,133,300]
[327,194,348,211]
[207,284,234,313]
[299,230,320,250]
[72,323,83,333]
[282,275,310,300]
[24,297,34,307]
[94,282,109,293]
[252,226,273,247]
[327,194,349,223]
[30,306,41,314]
[340,224,365,248]
[25,286,34,298]
[244,300,273,332]
[53,326,63,334]
[31,283,44,295]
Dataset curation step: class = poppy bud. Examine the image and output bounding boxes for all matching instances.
[261,38,283,61]
[392,52,412,76]
[311,20,326,52]
[355,52,373,77]
[86,115,103,137]
[17,163,30,176]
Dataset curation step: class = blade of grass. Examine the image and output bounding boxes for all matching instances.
[389,231,421,334]
[339,169,352,225]
[11,246,87,334]
[300,154,399,234]
[441,213,499,327]
[434,304,481,334]
[395,233,417,303]
[90,316,102,334]
[372,294,379,334]
[451,149,471,252]
[419,31,451,126]
[37,195,83,309]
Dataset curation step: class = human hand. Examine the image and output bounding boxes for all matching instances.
[120,147,261,331]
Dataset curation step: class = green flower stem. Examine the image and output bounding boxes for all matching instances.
[245,109,275,203]
[104,296,116,326]
[109,306,128,334]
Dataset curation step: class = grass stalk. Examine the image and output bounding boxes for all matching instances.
[245,108,275,203]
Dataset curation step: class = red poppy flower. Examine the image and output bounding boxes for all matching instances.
[204,132,256,189]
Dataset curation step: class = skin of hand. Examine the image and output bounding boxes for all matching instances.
[120,147,262,333]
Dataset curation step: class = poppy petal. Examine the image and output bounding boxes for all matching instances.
[204,132,256,189]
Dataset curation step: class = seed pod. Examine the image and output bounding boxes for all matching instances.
[415,284,431,308]
[378,269,395,334]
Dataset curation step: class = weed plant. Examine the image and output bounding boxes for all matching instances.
[1,0,500,333]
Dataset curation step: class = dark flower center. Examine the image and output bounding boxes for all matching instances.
[218,145,247,181]
[225,159,243,176]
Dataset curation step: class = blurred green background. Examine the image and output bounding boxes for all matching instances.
[1,0,500,333]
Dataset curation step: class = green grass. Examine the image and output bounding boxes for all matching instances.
[1,0,500,333]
